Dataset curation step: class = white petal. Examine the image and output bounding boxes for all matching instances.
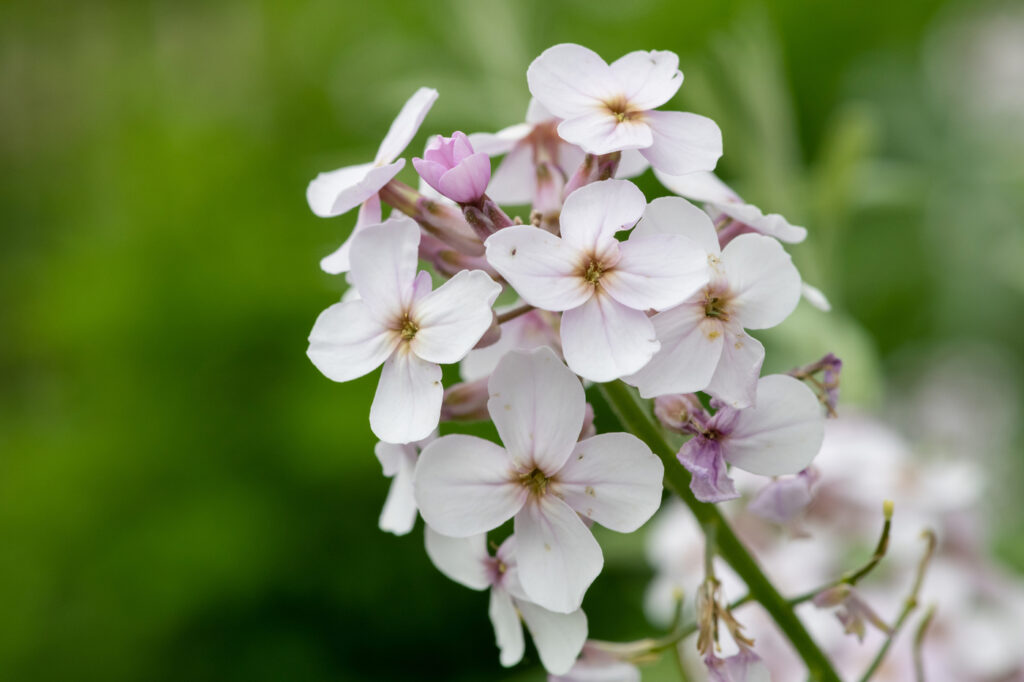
[561,294,660,382]
[714,201,808,243]
[615,148,651,179]
[640,110,722,176]
[609,49,683,110]
[724,374,825,476]
[349,215,421,318]
[414,434,527,536]
[376,442,418,535]
[801,282,832,312]
[525,98,555,124]
[626,303,723,398]
[318,195,382,275]
[468,122,532,156]
[559,179,646,254]
[558,113,653,156]
[653,169,739,204]
[517,600,588,675]
[527,43,615,119]
[374,87,439,164]
[514,495,603,613]
[487,347,584,473]
[602,233,708,311]
[307,300,397,382]
[306,160,404,218]
[553,433,664,532]
[410,270,501,364]
[486,143,534,205]
[490,587,525,667]
[485,226,591,311]
[632,195,720,256]
[720,234,802,330]
[705,329,764,409]
[369,349,443,443]
[424,527,492,590]
[557,141,588,179]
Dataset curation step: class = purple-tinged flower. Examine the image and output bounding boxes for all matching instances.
[412,131,492,204]
[654,393,711,435]
[813,584,891,642]
[677,375,826,503]
[747,468,820,525]
[374,432,436,535]
[425,529,587,674]
[705,646,771,682]
[548,642,641,682]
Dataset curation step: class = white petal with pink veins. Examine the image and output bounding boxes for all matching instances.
[517,600,588,675]
[704,329,765,409]
[369,348,443,443]
[560,293,660,382]
[609,49,683,110]
[626,302,723,398]
[489,587,525,667]
[602,233,708,311]
[411,269,501,364]
[720,234,802,330]
[423,528,492,591]
[632,195,720,256]
[306,300,397,382]
[306,160,404,218]
[558,112,653,155]
[640,110,722,176]
[560,179,647,255]
[374,87,439,164]
[485,226,592,311]
[349,216,420,318]
[527,43,616,119]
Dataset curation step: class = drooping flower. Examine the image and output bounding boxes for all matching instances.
[747,468,820,525]
[677,375,826,503]
[812,584,891,642]
[485,180,708,382]
[414,347,664,612]
[412,131,492,204]
[425,529,587,675]
[705,646,772,682]
[625,196,802,407]
[527,44,722,175]
[307,216,501,443]
[374,433,435,536]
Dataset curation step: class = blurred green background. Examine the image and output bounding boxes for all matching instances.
[2,0,1023,680]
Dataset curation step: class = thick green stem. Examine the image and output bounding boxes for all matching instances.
[598,381,843,682]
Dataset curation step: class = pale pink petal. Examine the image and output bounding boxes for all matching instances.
[720,234,802,330]
[459,308,561,381]
[553,433,664,532]
[553,654,641,682]
[724,374,825,476]
[487,347,584,473]
[559,179,647,254]
[375,442,418,535]
[631,195,720,256]
[640,110,722,176]
[423,527,492,590]
[557,142,588,179]
[490,587,526,667]
[747,470,817,524]
[374,87,439,164]
[558,113,653,155]
[517,600,588,675]
[468,122,532,156]
[527,43,616,119]
[560,294,660,382]
[410,269,501,364]
[434,152,493,203]
[349,216,420,318]
[525,98,555,124]
[414,434,527,536]
[602,233,708,311]
[369,349,443,444]
[678,438,738,503]
[704,329,764,409]
[653,170,739,204]
[609,49,683,110]
[714,201,807,243]
[615,148,651,179]
[487,143,535,205]
[307,300,397,382]
[319,195,383,275]
[306,160,404,218]
[514,495,603,613]
[625,303,723,398]
[485,226,591,311]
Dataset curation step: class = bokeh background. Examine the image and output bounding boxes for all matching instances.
[2,0,1023,680]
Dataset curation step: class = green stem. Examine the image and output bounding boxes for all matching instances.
[598,381,842,682]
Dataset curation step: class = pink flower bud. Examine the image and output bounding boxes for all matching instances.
[413,131,491,204]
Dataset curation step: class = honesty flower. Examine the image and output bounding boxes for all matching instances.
[678,375,825,503]
[527,44,722,175]
[414,347,664,613]
[812,584,891,642]
[374,433,435,536]
[548,643,641,682]
[625,196,802,407]
[412,131,492,204]
[307,216,500,443]
[747,468,819,525]
[425,529,587,674]
[705,646,771,682]
[486,180,707,382]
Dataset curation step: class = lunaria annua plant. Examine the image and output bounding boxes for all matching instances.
[302,44,943,681]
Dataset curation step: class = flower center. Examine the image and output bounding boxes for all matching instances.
[703,289,732,321]
[520,468,550,496]
[605,97,636,122]
[399,315,419,340]
[583,259,604,285]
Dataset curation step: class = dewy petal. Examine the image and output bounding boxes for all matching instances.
[527,43,616,119]
[485,226,591,311]
[423,527,492,590]
[609,49,683,110]
[632,195,720,256]
[414,434,527,536]
[514,494,604,614]
[553,433,664,532]
[516,600,588,675]
[704,329,764,409]
[349,216,420,318]
[723,374,826,476]
[306,160,404,218]
[559,179,647,254]
[677,438,739,503]
[714,201,808,244]
[720,234,802,329]
[375,441,418,535]
[654,169,740,204]
[558,112,653,155]
[374,87,439,164]
[369,348,443,444]
[640,110,722,176]
[489,587,526,668]
[487,347,585,474]
[487,142,535,205]
[410,269,501,364]
[319,195,383,275]
[561,293,660,383]
[307,300,397,382]
[626,303,723,398]
[602,233,708,311]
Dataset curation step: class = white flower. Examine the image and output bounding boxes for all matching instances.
[414,347,664,613]
[485,180,708,382]
[425,529,587,675]
[307,216,501,443]
[527,44,722,175]
[625,196,801,407]
[307,87,437,273]
[374,432,435,535]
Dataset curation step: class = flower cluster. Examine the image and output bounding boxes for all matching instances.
[304,43,838,678]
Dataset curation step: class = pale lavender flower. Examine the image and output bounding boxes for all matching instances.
[413,131,492,204]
